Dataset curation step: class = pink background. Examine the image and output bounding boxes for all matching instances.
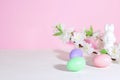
[0,0,120,50]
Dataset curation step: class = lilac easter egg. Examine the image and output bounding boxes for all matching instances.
[93,54,111,68]
[70,49,83,59]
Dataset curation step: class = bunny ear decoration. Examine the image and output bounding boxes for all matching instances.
[105,24,115,32]
[105,24,109,31]
[110,24,115,32]
[107,24,115,32]
[110,24,114,27]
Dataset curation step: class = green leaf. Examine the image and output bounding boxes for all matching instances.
[53,32,62,36]
[89,26,93,36]
[100,49,108,54]
[85,26,93,37]
[90,26,93,32]
[86,31,91,36]
[56,24,63,33]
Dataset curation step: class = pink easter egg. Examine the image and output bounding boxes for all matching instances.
[93,54,111,68]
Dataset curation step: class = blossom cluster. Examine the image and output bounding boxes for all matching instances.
[53,24,120,63]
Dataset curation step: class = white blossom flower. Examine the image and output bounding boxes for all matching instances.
[70,31,86,48]
[60,28,74,43]
[74,40,86,48]
[60,30,72,43]
[54,24,74,43]
[71,31,86,42]
[92,31,100,39]
[108,45,120,60]
[81,42,94,54]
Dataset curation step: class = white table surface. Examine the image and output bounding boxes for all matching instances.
[0,49,120,80]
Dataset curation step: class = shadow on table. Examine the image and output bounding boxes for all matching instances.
[53,49,69,61]
[84,55,94,67]
[54,64,70,72]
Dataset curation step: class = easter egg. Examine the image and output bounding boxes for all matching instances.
[70,48,83,59]
[67,57,86,72]
[93,54,111,68]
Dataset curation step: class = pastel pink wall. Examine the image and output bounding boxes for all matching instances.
[0,0,120,50]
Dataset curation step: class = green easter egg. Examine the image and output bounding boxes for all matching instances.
[67,57,86,72]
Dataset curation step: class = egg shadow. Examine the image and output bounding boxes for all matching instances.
[53,49,69,61]
[54,64,70,72]
[84,55,95,67]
